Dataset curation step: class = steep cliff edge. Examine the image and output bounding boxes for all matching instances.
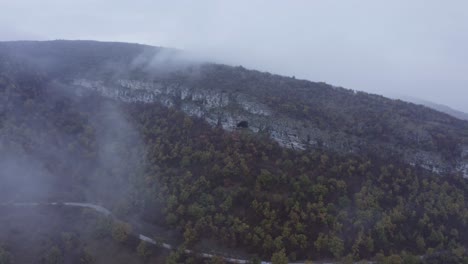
[68,75,468,177]
[2,40,468,177]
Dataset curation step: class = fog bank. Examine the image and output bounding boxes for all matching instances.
[0,0,467,112]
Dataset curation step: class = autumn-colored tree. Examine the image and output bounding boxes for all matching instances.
[271,249,288,264]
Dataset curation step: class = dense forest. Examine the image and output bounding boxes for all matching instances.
[0,41,468,263]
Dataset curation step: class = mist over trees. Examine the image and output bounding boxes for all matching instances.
[0,41,467,263]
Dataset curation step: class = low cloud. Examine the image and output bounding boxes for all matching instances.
[0,0,467,112]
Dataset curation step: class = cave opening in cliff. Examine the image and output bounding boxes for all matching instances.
[237,121,249,128]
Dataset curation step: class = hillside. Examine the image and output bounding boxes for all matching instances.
[1,40,467,177]
[0,40,468,263]
[400,96,468,122]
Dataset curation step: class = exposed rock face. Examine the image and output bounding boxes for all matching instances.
[71,78,468,178]
[72,78,274,134]
[460,147,468,177]
[2,40,467,178]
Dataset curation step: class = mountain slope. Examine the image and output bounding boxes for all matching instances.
[1,40,468,262]
[400,96,468,121]
[1,40,467,177]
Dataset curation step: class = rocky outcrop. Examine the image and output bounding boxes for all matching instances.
[70,78,468,178]
[72,78,275,136]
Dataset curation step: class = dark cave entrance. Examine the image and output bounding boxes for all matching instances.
[237,121,249,128]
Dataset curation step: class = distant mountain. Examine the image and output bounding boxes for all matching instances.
[1,40,468,262]
[400,96,468,121]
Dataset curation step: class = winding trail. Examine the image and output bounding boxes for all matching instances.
[0,201,365,264]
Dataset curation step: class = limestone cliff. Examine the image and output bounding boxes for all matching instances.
[70,78,468,177]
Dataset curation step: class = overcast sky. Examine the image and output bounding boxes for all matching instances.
[1,0,467,111]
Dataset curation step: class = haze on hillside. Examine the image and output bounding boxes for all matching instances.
[0,0,467,113]
[1,12,468,263]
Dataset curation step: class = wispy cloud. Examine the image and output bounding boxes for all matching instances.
[1,0,467,112]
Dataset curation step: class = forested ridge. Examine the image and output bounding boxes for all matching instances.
[1,41,468,263]
[2,40,468,164]
[132,102,468,262]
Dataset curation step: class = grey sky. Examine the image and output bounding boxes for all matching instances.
[1,0,467,111]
